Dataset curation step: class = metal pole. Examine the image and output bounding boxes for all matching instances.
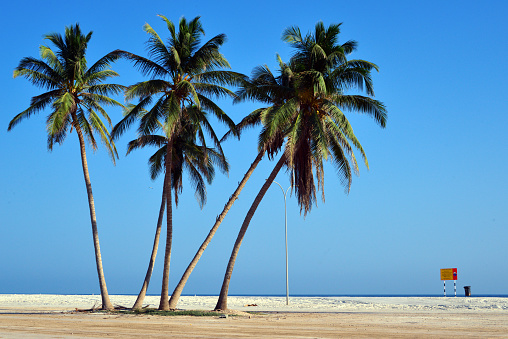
[272,180,291,306]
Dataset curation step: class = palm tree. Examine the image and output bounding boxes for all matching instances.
[126,107,228,310]
[166,60,290,309]
[8,24,125,310]
[111,15,242,310]
[214,22,387,310]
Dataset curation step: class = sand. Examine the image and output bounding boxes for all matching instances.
[1,294,507,338]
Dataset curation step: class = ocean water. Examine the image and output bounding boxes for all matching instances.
[16,293,503,298]
[177,294,508,298]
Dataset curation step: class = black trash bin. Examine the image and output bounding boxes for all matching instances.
[464,286,471,297]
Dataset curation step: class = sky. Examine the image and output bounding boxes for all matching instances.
[1,0,507,297]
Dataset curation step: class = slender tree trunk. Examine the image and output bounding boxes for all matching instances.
[159,141,173,310]
[72,113,114,310]
[168,151,265,309]
[215,154,286,310]
[132,175,168,310]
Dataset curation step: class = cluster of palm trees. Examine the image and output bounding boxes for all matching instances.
[9,16,387,311]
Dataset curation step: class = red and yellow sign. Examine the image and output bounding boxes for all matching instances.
[440,268,458,281]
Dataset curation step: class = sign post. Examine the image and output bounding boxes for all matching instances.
[440,268,458,297]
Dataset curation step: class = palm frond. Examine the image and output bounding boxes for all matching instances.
[80,98,112,125]
[197,94,237,133]
[143,23,172,69]
[322,101,368,168]
[220,107,266,142]
[183,158,207,208]
[205,147,229,174]
[14,57,61,89]
[263,97,299,139]
[86,50,123,77]
[188,108,224,155]
[189,34,230,72]
[39,45,63,74]
[8,90,60,130]
[308,109,329,161]
[127,135,167,155]
[282,26,303,44]
[194,82,236,99]
[117,50,168,78]
[111,95,153,139]
[157,15,176,37]
[194,70,246,88]
[46,108,72,149]
[88,110,118,163]
[329,134,353,192]
[148,146,166,180]
[138,95,171,136]
[125,80,169,101]
[333,95,387,128]
[84,70,120,86]
[81,92,124,113]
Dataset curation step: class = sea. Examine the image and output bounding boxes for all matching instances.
[176,294,508,298]
[7,293,505,298]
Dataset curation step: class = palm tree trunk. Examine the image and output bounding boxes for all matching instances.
[168,151,265,309]
[132,175,168,310]
[159,141,173,310]
[214,154,286,310]
[72,113,114,310]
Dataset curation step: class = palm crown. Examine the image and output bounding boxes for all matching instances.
[112,15,244,142]
[126,105,229,208]
[9,24,124,160]
[267,22,387,214]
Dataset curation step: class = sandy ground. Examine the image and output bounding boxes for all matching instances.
[1,295,507,338]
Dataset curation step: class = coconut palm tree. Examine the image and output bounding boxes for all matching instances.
[111,15,242,310]
[167,59,290,309]
[125,107,228,310]
[8,24,125,310]
[214,22,387,310]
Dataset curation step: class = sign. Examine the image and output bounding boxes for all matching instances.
[440,268,457,281]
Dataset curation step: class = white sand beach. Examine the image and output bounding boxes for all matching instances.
[1,294,508,313]
[1,294,507,338]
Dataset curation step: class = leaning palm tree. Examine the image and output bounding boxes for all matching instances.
[8,24,124,310]
[167,59,289,309]
[127,109,228,310]
[111,15,242,310]
[215,22,387,310]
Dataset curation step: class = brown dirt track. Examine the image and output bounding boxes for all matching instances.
[1,310,507,338]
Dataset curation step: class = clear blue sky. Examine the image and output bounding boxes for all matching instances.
[1,0,507,296]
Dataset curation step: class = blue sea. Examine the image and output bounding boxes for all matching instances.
[4,293,507,298]
[177,294,508,298]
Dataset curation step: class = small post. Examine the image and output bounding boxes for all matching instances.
[454,280,456,297]
[444,281,446,297]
